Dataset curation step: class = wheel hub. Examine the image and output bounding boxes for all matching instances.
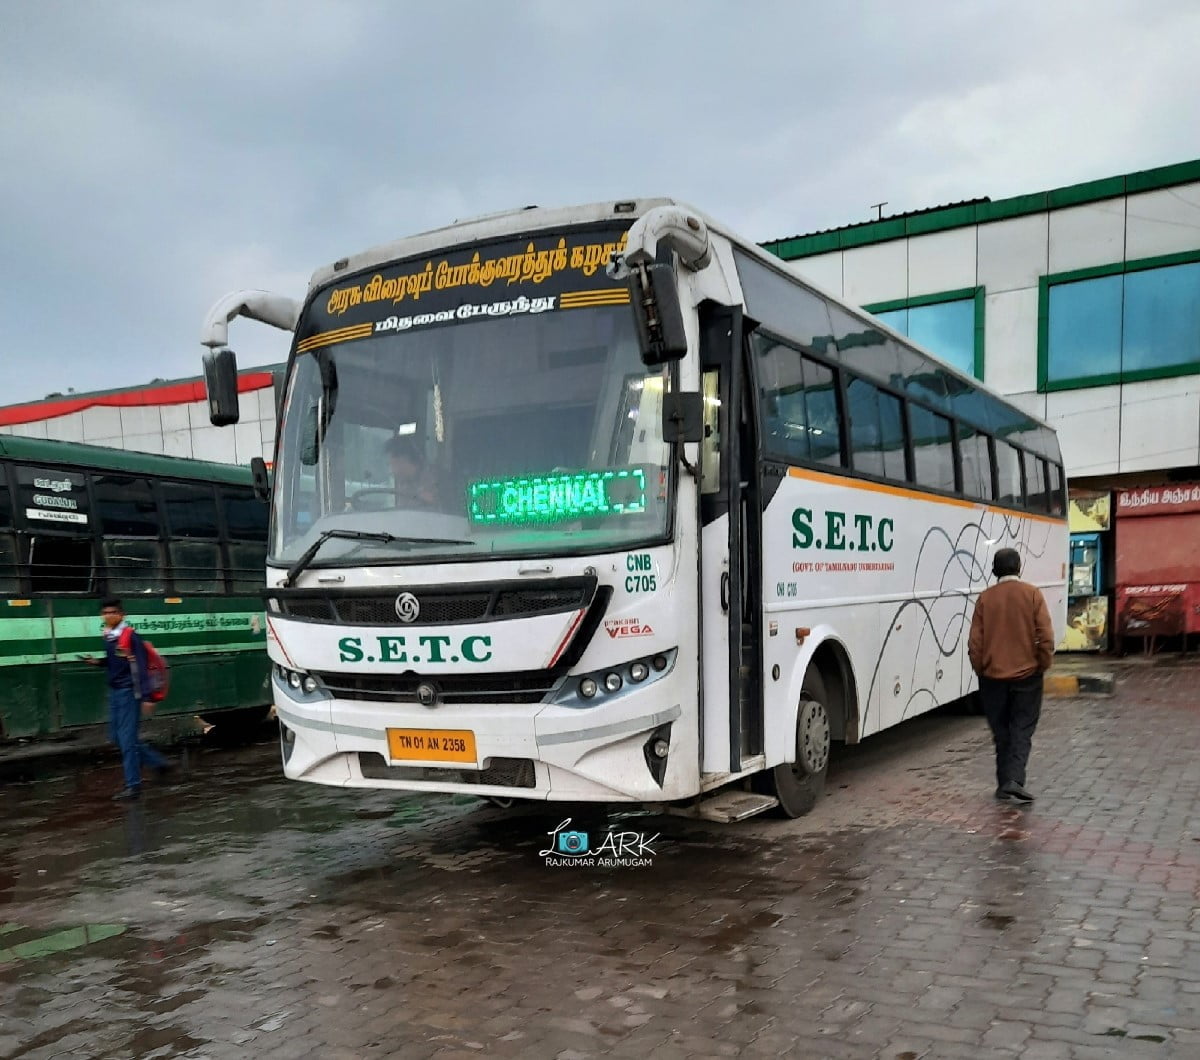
[796,698,830,775]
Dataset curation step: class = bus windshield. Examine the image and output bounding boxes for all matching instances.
[271,303,672,567]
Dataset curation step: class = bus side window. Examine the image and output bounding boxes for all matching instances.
[801,358,843,468]
[223,487,268,595]
[847,376,906,483]
[163,481,223,593]
[995,441,1024,507]
[93,473,164,595]
[909,405,956,494]
[14,465,95,594]
[958,427,995,501]
[0,474,17,592]
[1026,455,1050,512]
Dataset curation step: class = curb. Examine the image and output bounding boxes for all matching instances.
[1045,672,1116,697]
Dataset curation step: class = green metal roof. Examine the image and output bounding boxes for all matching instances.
[762,158,1200,260]
[0,434,252,485]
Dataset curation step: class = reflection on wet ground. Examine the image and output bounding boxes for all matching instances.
[2,664,1199,1058]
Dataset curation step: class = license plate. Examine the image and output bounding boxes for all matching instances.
[386,728,477,764]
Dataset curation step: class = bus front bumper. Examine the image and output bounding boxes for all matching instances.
[272,677,693,803]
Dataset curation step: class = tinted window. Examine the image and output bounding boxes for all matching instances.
[875,297,977,378]
[228,542,266,593]
[995,442,1024,507]
[909,405,956,493]
[1123,261,1200,374]
[163,482,220,539]
[94,474,160,537]
[847,376,906,482]
[223,488,269,541]
[736,252,834,353]
[0,533,18,592]
[1046,274,1123,385]
[170,541,223,593]
[0,471,11,527]
[1049,463,1066,515]
[959,428,994,501]
[1026,456,1050,512]
[755,338,844,468]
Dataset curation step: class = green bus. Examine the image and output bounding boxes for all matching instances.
[0,434,271,742]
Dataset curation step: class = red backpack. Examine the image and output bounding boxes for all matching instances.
[119,628,171,703]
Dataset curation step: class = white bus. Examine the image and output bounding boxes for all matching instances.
[201,200,1067,820]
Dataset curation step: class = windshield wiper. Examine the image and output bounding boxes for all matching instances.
[281,529,473,587]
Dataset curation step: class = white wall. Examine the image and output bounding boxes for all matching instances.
[0,388,276,465]
[815,178,1200,480]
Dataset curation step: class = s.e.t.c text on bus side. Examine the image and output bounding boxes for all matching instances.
[791,507,894,552]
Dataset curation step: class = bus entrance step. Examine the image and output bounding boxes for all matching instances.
[690,790,779,824]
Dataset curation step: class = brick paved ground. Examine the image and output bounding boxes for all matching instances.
[1,658,1198,1059]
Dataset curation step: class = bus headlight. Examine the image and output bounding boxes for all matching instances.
[630,662,649,683]
[288,671,302,690]
[603,673,623,693]
[302,676,318,694]
[579,678,598,699]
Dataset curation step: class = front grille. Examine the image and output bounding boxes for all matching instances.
[315,669,563,704]
[358,753,536,788]
[273,576,595,626]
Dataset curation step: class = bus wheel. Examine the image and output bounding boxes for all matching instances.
[771,671,831,818]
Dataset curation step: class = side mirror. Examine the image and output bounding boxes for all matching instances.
[250,456,271,502]
[203,348,240,426]
[662,392,704,444]
[627,263,688,366]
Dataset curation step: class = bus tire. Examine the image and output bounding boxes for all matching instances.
[770,669,831,818]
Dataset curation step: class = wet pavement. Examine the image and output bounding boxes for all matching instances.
[2,659,1199,1059]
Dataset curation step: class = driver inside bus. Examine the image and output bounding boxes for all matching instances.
[384,433,439,509]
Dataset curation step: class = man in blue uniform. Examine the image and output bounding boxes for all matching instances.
[83,598,171,800]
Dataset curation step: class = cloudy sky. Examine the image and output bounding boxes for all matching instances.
[2,0,1197,406]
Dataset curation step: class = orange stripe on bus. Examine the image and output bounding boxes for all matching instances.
[784,466,1066,525]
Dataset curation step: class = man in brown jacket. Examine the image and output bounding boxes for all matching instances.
[968,547,1055,804]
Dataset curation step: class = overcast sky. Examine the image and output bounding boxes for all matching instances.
[2,0,1197,406]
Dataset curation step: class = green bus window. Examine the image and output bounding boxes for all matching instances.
[163,481,220,538]
[93,474,160,537]
[102,539,164,595]
[0,475,11,528]
[228,542,267,594]
[223,488,269,542]
[169,541,223,593]
[0,533,19,592]
[28,535,94,594]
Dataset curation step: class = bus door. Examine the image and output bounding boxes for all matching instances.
[698,305,763,775]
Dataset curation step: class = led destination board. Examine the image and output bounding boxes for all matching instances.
[468,469,647,526]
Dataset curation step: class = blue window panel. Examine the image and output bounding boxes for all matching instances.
[1122,262,1200,374]
[873,301,976,378]
[906,300,975,378]
[1046,275,1122,384]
